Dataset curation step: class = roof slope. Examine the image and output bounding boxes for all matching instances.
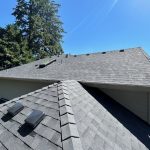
[0,80,148,150]
[0,83,62,150]
[65,80,149,150]
[1,47,150,87]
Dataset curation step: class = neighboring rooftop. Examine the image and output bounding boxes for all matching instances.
[0,80,149,150]
[1,47,150,87]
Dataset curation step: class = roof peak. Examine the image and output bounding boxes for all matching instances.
[62,47,143,57]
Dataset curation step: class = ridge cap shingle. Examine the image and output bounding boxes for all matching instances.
[57,81,83,150]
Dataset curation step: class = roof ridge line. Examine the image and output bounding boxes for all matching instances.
[140,48,150,62]
[57,81,83,150]
[66,47,141,56]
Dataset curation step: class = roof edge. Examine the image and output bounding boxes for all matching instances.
[67,47,142,56]
[80,80,150,91]
[0,76,60,83]
[1,75,150,91]
[140,48,150,62]
[1,76,150,91]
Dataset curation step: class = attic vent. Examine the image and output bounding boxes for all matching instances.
[0,98,8,104]
[25,110,45,128]
[65,54,69,58]
[8,102,24,116]
[119,49,124,52]
[39,59,56,68]
[102,52,106,54]
[74,55,77,57]
[86,53,90,56]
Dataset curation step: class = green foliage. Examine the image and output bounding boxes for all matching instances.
[0,24,33,70]
[13,0,64,59]
[0,0,64,70]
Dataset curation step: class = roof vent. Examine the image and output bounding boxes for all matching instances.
[86,53,90,56]
[39,59,56,68]
[8,102,24,116]
[119,49,124,52]
[65,54,69,58]
[74,55,77,57]
[102,52,106,54]
[0,98,8,104]
[25,110,45,128]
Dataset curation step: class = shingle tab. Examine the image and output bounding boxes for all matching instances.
[61,113,76,126]
[61,124,79,140]
[59,99,71,107]
[63,137,83,150]
[60,105,73,116]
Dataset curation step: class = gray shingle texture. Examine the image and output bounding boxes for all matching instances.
[0,80,149,150]
[0,83,62,150]
[64,80,148,150]
[1,47,150,87]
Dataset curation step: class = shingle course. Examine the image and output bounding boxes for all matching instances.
[1,48,150,87]
[0,80,149,150]
[64,80,148,150]
[0,83,63,150]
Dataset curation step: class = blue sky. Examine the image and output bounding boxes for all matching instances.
[0,0,150,54]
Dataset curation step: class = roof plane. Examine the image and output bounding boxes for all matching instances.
[0,80,148,150]
[1,47,150,87]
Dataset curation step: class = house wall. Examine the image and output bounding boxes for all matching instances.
[101,88,150,124]
[0,79,51,100]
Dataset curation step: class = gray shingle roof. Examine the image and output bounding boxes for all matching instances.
[1,47,150,87]
[0,83,62,150]
[0,80,148,150]
[65,80,148,150]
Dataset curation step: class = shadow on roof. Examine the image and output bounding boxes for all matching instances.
[83,85,150,149]
[1,113,13,122]
[18,123,34,137]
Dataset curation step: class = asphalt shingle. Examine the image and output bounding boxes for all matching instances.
[0,80,149,150]
[0,83,63,150]
[64,80,149,150]
[1,48,150,88]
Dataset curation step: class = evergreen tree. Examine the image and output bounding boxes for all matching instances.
[0,24,33,70]
[13,0,64,59]
[0,0,64,70]
[12,0,28,36]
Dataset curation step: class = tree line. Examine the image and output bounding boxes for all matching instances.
[0,0,64,70]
